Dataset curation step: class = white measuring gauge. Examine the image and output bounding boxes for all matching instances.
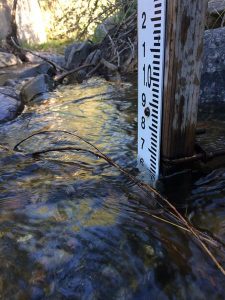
[138,0,166,181]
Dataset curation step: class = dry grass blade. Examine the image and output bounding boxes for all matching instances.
[29,146,104,159]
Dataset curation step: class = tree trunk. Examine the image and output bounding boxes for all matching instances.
[6,0,28,62]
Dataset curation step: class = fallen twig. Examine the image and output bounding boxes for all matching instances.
[54,64,94,84]
[10,37,66,72]
[29,146,104,160]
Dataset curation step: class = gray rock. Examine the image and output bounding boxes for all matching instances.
[20,74,54,103]
[16,0,47,44]
[4,79,18,87]
[17,62,56,79]
[0,2,11,41]
[75,70,87,84]
[0,52,19,68]
[0,63,55,86]
[65,41,92,70]
[200,27,225,103]
[200,71,225,103]
[207,0,225,28]
[0,86,19,99]
[65,49,102,84]
[0,0,46,45]
[26,52,65,67]
[84,49,102,67]
[95,16,117,41]
[0,87,23,123]
[208,0,225,14]
[202,28,225,74]
[37,249,73,270]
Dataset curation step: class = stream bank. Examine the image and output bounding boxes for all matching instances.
[0,23,225,124]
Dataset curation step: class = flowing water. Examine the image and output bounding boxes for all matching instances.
[0,77,224,300]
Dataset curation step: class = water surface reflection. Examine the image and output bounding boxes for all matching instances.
[0,78,224,299]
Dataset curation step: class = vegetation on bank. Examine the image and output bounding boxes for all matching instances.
[38,0,136,41]
[1,0,224,55]
[20,39,74,54]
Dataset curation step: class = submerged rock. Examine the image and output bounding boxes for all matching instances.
[200,27,225,103]
[0,87,23,123]
[36,249,73,270]
[0,52,19,68]
[20,74,54,103]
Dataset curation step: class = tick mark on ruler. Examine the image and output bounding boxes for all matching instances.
[151,17,161,22]
[151,48,160,53]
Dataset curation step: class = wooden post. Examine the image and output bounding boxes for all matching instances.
[161,1,208,164]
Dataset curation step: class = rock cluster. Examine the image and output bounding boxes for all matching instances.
[0,60,57,123]
[207,0,225,28]
[0,87,23,123]
[0,22,224,124]
[0,52,20,68]
[200,26,225,103]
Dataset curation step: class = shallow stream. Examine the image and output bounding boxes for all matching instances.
[0,77,224,299]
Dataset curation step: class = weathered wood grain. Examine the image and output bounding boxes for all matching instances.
[162,0,208,161]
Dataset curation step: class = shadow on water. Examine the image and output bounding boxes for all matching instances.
[0,77,224,299]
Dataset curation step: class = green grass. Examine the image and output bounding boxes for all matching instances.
[21,39,75,54]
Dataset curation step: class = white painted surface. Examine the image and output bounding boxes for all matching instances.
[138,0,166,181]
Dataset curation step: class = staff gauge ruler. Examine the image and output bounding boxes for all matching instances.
[138,0,166,181]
